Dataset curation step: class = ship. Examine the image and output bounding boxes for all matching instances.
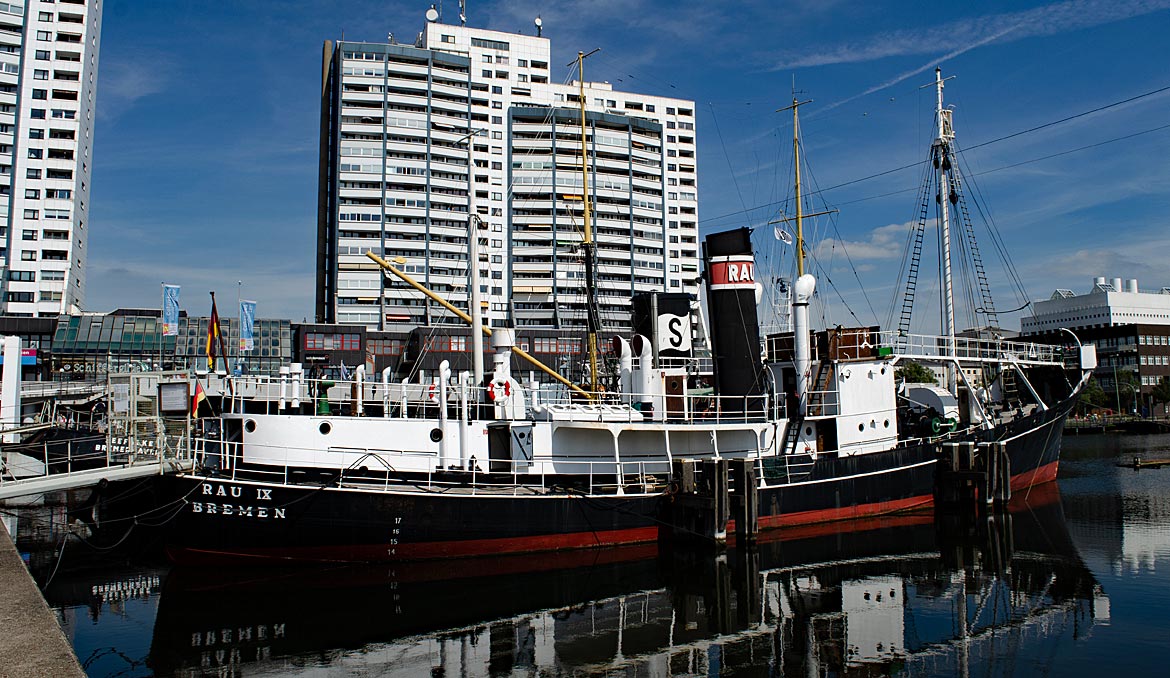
[102,68,1093,563]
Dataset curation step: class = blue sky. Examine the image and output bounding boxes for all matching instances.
[88,0,1170,331]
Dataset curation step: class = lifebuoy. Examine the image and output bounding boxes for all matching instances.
[427,383,438,402]
[488,380,512,401]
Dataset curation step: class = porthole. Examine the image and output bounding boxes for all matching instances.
[884,419,890,428]
[881,366,887,375]
[429,428,443,442]
[805,426,813,436]
[319,422,332,435]
[244,419,257,433]
[858,423,865,432]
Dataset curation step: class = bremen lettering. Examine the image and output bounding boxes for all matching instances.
[191,483,285,520]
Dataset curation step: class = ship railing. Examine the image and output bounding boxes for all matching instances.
[534,390,784,424]
[218,376,787,424]
[190,437,675,496]
[0,433,110,481]
[882,331,1061,365]
[804,390,840,417]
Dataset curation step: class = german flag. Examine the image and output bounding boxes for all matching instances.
[191,379,207,418]
[206,296,222,371]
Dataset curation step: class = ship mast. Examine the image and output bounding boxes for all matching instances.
[932,67,958,395]
[574,49,601,394]
[774,96,835,279]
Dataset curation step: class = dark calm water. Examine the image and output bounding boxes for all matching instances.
[5,433,1170,677]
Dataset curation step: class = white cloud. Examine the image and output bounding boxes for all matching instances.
[97,56,174,120]
[814,221,915,261]
[770,0,1170,70]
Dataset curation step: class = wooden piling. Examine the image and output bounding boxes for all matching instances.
[729,458,759,543]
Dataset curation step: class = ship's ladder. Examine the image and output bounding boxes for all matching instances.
[807,360,835,417]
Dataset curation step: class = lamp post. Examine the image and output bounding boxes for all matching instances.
[1113,364,1120,415]
[1123,382,1139,417]
[1114,364,1138,417]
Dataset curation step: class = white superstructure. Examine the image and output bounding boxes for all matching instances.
[0,0,101,316]
[316,12,699,331]
[1021,276,1170,334]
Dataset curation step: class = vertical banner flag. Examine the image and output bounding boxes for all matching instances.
[240,300,256,352]
[162,285,180,336]
[206,296,222,371]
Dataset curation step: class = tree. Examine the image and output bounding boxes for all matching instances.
[896,360,937,385]
[1116,370,1141,415]
[1077,376,1108,415]
[1153,377,1170,416]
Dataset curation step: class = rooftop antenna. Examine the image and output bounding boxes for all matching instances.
[459,0,466,26]
[534,15,542,37]
[425,5,439,22]
[387,32,395,44]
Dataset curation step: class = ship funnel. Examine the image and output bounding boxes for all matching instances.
[1112,277,1123,292]
[1126,279,1139,293]
[703,227,765,415]
[1093,276,1106,287]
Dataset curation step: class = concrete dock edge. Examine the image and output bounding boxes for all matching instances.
[0,519,85,678]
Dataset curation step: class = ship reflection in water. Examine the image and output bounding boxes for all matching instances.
[29,480,1098,677]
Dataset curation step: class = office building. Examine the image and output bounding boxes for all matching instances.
[1021,276,1170,413]
[1021,276,1170,334]
[316,12,699,331]
[0,0,102,316]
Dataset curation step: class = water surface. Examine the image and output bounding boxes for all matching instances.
[8,433,1170,676]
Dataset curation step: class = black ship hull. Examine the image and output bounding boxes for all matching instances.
[134,394,1073,564]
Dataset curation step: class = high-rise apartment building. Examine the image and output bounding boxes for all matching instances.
[317,14,700,332]
[0,0,101,317]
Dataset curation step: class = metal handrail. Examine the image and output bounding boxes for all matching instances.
[219,375,788,424]
[881,330,1060,364]
[191,436,676,497]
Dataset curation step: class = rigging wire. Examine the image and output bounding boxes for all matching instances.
[699,83,1170,226]
[708,102,751,214]
[837,121,1170,208]
[798,135,881,326]
[953,145,1031,310]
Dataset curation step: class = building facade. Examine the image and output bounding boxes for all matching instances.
[1021,276,1170,334]
[316,15,699,332]
[1021,276,1170,414]
[0,0,101,317]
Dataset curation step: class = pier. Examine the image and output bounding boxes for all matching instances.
[1,371,195,501]
[0,520,85,677]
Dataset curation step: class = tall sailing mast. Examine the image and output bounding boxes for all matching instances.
[574,49,601,394]
[932,67,958,396]
[773,96,835,280]
[894,67,1006,397]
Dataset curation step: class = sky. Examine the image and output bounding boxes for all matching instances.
[87,0,1170,332]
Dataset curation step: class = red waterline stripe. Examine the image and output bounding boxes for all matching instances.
[755,493,935,531]
[737,511,936,547]
[169,525,661,565]
[1009,460,1059,491]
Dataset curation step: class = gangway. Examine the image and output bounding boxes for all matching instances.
[0,371,193,500]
